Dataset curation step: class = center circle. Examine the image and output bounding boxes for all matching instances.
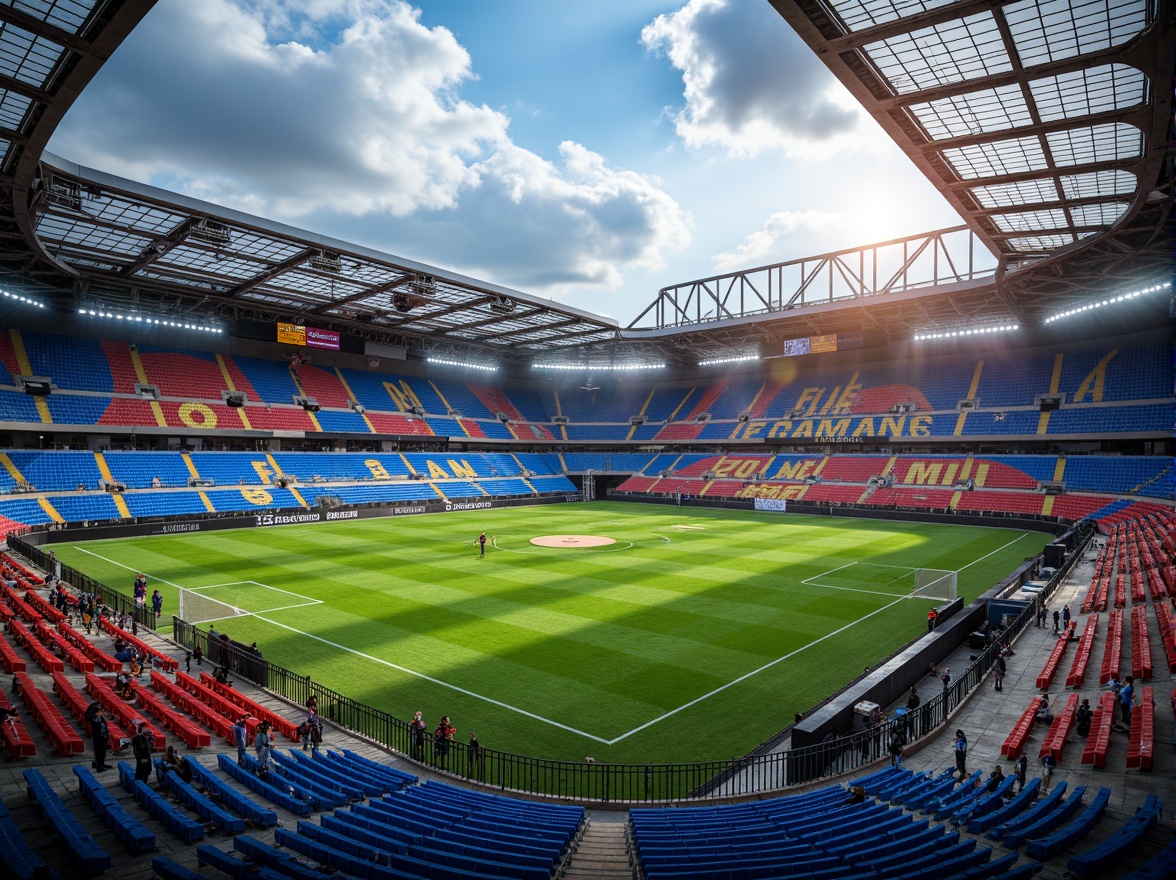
[529,534,617,548]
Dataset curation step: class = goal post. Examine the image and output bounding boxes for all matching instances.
[910,568,957,602]
[177,588,248,626]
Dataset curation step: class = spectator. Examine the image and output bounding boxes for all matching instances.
[253,721,272,777]
[1119,676,1135,729]
[888,730,904,769]
[409,711,427,759]
[132,724,154,781]
[1040,753,1056,794]
[467,731,483,779]
[986,764,1005,793]
[1015,753,1028,793]
[952,730,967,777]
[434,716,456,762]
[231,717,249,765]
[85,703,111,772]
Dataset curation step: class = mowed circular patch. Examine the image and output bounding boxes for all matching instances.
[530,535,617,548]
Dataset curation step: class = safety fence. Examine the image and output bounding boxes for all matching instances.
[8,535,157,631]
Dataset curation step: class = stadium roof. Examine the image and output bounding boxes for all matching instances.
[772,0,1173,262]
[0,0,1170,368]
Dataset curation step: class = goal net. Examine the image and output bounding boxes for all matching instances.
[910,568,957,602]
[177,588,249,626]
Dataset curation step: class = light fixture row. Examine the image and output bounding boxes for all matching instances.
[532,362,666,371]
[699,354,759,366]
[1,289,46,308]
[914,325,1018,341]
[426,357,497,372]
[1043,282,1171,324]
[78,308,223,333]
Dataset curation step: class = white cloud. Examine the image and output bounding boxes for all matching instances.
[50,0,689,295]
[642,0,862,156]
[712,210,838,271]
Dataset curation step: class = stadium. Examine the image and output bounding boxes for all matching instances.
[0,1,1171,879]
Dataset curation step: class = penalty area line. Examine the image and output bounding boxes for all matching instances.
[250,613,612,744]
[606,593,909,745]
[72,547,188,591]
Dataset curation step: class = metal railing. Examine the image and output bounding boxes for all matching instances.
[7,535,157,631]
[170,591,1044,803]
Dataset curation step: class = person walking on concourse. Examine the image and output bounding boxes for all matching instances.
[952,729,967,778]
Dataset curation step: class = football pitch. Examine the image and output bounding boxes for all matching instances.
[52,502,1049,764]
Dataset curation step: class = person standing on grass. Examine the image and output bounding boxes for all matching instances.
[927,607,937,631]
[478,532,487,557]
[151,589,163,620]
[952,729,967,778]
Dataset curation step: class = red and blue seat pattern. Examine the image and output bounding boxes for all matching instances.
[0,332,1168,442]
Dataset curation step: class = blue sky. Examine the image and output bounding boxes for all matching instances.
[50,0,965,324]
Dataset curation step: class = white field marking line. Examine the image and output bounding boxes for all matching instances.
[607,533,1039,743]
[77,543,613,742]
[607,592,909,745]
[195,581,323,603]
[73,547,188,590]
[490,536,636,554]
[249,613,612,744]
[73,549,324,614]
[801,561,918,597]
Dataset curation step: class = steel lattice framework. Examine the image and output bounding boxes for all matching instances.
[0,0,1169,368]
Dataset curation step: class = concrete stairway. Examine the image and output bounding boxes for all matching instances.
[562,816,633,880]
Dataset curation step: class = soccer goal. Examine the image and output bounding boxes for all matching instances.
[177,588,249,626]
[909,568,957,602]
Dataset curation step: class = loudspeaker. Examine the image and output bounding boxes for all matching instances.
[23,381,50,396]
[1043,543,1065,568]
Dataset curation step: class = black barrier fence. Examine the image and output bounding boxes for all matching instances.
[8,535,157,631]
[169,554,1074,804]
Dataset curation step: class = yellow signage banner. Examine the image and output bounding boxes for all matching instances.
[277,322,307,346]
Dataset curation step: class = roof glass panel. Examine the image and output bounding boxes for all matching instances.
[1069,201,1129,226]
[1045,122,1142,166]
[1059,169,1135,199]
[863,11,1011,95]
[1029,64,1147,123]
[159,246,267,281]
[8,1,95,34]
[969,178,1063,208]
[1005,0,1151,69]
[0,87,30,128]
[990,207,1069,233]
[0,22,62,87]
[1008,234,1076,251]
[824,0,958,32]
[908,82,1030,139]
[943,133,1047,178]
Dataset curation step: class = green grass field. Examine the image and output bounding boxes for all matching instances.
[52,502,1049,763]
